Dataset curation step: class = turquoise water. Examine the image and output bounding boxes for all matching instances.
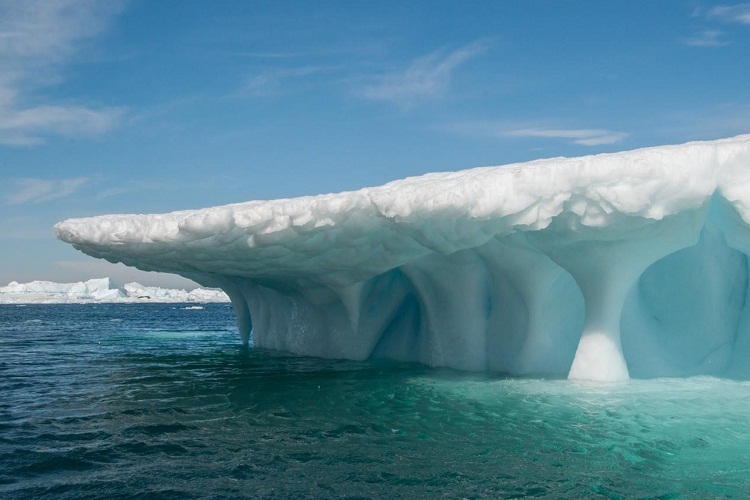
[1,304,750,498]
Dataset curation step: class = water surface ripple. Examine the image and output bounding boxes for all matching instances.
[1,304,749,498]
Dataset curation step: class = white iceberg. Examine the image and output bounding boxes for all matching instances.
[0,278,125,302]
[55,135,750,381]
[121,282,229,303]
[0,278,229,304]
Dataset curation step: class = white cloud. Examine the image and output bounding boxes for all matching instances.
[237,66,335,98]
[0,0,125,146]
[6,177,89,204]
[95,186,134,201]
[242,73,282,98]
[357,40,488,106]
[681,30,728,47]
[504,128,629,146]
[0,105,124,145]
[449,121,628,147]
[709,3,750,24]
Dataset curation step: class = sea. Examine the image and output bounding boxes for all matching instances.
[2,303,750,498]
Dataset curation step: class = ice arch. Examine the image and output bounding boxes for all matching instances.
[55,135,750,381]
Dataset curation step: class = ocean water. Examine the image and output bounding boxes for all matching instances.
[2,304,750,498]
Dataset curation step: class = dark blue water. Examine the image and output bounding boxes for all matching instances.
[2,303,750,498]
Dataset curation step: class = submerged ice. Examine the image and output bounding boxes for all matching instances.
[55,135,750,381]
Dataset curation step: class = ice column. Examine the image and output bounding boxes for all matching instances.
[529,209,706,381]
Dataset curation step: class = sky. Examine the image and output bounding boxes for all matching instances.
[1,0,750,289]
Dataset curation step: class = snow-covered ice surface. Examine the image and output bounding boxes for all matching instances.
[0,278,229,304]
[55,135,750,381]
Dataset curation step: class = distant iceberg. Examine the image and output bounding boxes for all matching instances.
[55,135,750,381]
[0,278,229,304]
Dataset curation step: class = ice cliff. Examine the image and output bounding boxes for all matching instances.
[55,135,750,381]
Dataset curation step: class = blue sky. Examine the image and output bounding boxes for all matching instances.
[2,0,750,288]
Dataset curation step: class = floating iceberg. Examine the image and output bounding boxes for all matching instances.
[55,135,750,381]
[0,278,229,304]
[0,278,125,302]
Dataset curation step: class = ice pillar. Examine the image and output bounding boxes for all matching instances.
[529,209,706,381]
[545,243,638,381]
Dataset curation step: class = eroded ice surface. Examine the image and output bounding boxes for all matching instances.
[55,135,750,381]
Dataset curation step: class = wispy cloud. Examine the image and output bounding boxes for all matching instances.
[237,66,336,98]
[0,105,124,146]
[95,186,134,201]
[681,30,728,47]
[233,42,387,60]
[448,121,628,147]
[709,3,750,24]
[93,179,179,201]
[504,128,628,146]
[6,177,89,204]
[0,0,125,146]
[356,40,488,107]
[683,3,750,48]
[655,103,750,140]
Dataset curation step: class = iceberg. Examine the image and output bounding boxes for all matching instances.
[55,135,750,381]
[0,278,229,304]
[0,278,125,302]
[121,282,229,303]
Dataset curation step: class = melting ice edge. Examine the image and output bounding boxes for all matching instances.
[55,135,750,381]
